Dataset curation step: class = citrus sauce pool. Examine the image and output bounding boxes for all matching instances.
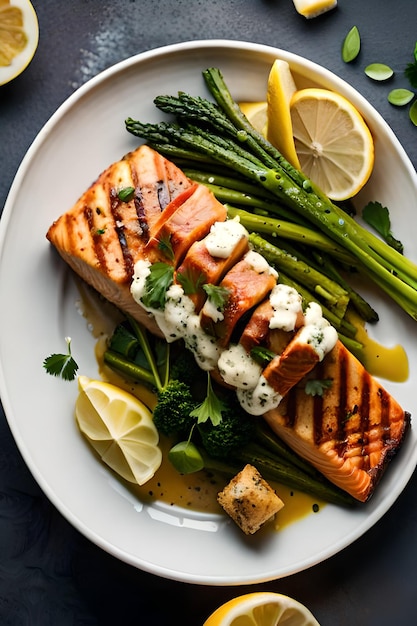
[77,282,408,531]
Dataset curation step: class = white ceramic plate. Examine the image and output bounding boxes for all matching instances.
[1,40,417,585]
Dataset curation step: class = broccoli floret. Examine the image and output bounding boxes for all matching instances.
[197,395,256,460]
[169,347,200,387]
[152,380,198,437]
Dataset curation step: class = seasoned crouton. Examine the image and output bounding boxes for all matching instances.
[217,464,284,534]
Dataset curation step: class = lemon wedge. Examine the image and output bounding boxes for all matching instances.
[266,59,301,169]
[239,101,268,134]
[292,0,337,19]
[75,376,162,485]
[290,87,374,201]
[0,0,38,85]
[203,592,321,626]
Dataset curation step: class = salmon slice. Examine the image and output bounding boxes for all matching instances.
[146,183,227,266]
[264,340,411,502]
[262,339,320,398]
[46,145,202,330]
[175,230,249,311]
[200,251,277,347]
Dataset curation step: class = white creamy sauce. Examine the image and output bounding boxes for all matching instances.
[296,302,338,361]
[130,219,338,417]
[201,297,224,323]
[244,249,278,278]
[204,217,249,258]
[269,283,303,332]
[217,343,262,389]
[237,376,283,416]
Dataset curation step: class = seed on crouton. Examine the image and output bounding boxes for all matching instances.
[217,464,284,534]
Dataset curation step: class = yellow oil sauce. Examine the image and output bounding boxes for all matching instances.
[77,283,330,529]
[130,436,323,528]
[347,311,409,382]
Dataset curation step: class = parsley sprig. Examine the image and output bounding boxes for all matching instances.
[43,337,79,381]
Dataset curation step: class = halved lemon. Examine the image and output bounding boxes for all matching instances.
[0,0,39,85]
[240,101,268,134]
[266,59,301,169]
[203,592,321,626]
[75,376,162,485]
[290,87,374,201]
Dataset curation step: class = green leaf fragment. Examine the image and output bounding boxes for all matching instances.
[387,88,415,106]
[190,373,226,426]
[202,283,230,311]
[364,63,394,81]
[304,379,333,397]
[43,337,79,381]
[168,440,205,474]
[141,262,174,309]
[404,41,417,89]
[342,26,361,63]
[157,233,175,261]
[362,201,403,253]
[409,100,417,126]
[118,186,135,202]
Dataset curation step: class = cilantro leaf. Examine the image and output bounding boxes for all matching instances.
[362,201,403,253]
[202,283,230,311]
[250,345,276,367]
[190,373,226,426]
[43,337,79,381]
[305,379,333,397]
[176,269,205,295]
[157,233,175,261]
[141,262,174,309]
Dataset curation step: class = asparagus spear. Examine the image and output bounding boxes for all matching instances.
[126,68,417,320]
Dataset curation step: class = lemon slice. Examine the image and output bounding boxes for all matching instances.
[290,87,374,201]
[239,101,268,134]
[266,59,301,169]
[75,376,162,485]
[203,592,321,626]
[0,0,39,86]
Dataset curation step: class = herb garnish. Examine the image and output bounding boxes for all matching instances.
[43,337,79,381]
[141,262,174,309]
[341,26,361,63]
[176,269,205,295]
[250,345,276,367]
[404,42,417,89]
[157,233,174,261]
[202,284,230,311]
[190,372,226,426]
[362,201,403,253]
[305,379,333,397]
[118,186,135,202]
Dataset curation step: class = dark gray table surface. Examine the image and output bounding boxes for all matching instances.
[1,1,417,624]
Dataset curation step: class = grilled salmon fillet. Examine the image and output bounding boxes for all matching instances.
[264,340,411,502]
[47,144,410,503]
[46,145,216,331]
